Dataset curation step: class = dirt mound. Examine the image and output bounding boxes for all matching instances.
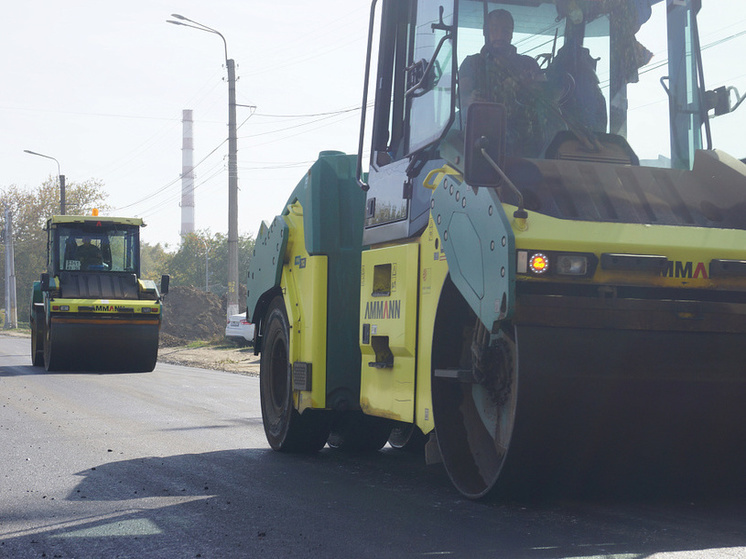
[161,286,225,345]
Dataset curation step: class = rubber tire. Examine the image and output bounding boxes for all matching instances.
[327,411,393,452]
[31,308,45,367]
[388,422,427,452]
[260,296,329,452]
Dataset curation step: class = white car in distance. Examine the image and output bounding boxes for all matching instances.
[225,313,255,345]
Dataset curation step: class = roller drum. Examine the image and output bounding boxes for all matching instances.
[44,317,160,373]
[432,284,746,499]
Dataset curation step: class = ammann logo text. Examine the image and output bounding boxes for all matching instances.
[661,261,708,279]
[94,305,124,312]
[364,300,401,319]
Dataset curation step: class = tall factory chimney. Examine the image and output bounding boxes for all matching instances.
[181,109,195,236]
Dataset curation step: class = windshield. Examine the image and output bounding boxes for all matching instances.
[451,0,667,162]
[55,224,140,274]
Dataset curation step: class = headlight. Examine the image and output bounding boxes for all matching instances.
[556,254,588,276]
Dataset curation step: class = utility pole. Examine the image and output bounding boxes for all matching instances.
[3,208,18,329]
[168,14,239,319]
[226,57,239,317]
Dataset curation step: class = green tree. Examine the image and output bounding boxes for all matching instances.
[0,177,109,325]
[167,231,214,290]
[166,230,255,299]
[140,242,172,282]
[203,233,255,297]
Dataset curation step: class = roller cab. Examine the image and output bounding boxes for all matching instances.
[30,215,169,372]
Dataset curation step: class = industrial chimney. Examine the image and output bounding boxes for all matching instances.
[180,109,195,236]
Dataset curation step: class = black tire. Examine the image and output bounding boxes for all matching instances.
[327,411,393,452]
[260,296,330,452]
[31,308,45,367]
[388,422,427,452]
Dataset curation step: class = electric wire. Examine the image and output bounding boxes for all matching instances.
[113,138,227,212]
[112,104,333,217]
[238,108,359,140]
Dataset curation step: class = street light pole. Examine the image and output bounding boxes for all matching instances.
[226,57,239,317]
[23,150,65,215]
[168,14,240,320]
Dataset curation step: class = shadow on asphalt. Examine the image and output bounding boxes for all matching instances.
[0,364,150,377]
[2,447,745,558]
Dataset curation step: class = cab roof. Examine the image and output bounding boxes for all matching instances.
[46,215,145,227]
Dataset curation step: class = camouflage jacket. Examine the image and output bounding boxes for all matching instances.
[459,45,547,157]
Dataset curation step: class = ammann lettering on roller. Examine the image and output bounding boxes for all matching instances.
[661,260,709,279]
[364,300,401,320]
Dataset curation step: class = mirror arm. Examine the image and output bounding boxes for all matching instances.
[478,141,527,219]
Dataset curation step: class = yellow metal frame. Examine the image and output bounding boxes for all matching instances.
[371,205,746,436]
[509,204,746,290]
[280,202,328,412]
[48,298,161,314]
[273,195,746,433]
[357,216,455,435]
[359,243,420,421]
[414,217,449,434]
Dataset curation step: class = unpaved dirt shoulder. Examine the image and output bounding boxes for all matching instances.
[157,344,260,375]
[1,330,260,375]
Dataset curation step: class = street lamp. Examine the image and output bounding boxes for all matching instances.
[23,150,66,215]
[168,14,239,320]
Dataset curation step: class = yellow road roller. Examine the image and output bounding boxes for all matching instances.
[30,214,169,372]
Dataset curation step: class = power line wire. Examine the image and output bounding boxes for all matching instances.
[113,138,228,212]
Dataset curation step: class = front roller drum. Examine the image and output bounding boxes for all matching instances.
[31,307,45,367]
[260,296,330,452]
[431,279,518,498]
[431,279,746,499]
[44,317,160,372]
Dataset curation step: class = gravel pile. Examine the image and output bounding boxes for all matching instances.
[160,286,226,345]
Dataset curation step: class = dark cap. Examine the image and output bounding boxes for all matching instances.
[486,8,514,31]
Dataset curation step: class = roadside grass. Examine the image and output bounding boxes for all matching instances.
[186,337,253,351]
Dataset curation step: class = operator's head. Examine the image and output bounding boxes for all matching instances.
[484,9,514,52]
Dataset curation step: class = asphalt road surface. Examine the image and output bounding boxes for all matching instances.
[1,333,744,559]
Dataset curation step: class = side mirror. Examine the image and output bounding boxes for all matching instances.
[464,102,507,188]
[40,273,50,292]
[160,274,170,296]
